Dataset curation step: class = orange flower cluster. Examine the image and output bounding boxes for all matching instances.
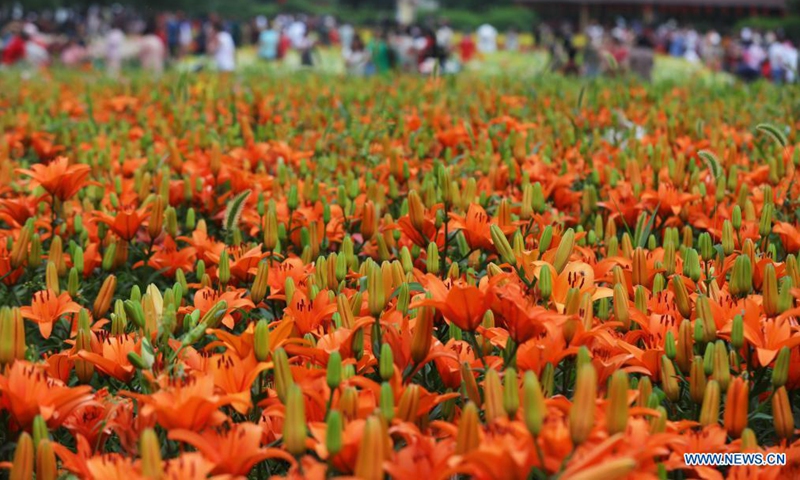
[0,74,799,479]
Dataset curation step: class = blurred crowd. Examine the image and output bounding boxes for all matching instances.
[1,5,798,83]
[546,20,799,83]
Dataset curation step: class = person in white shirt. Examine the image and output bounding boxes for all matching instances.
[209,21,235,73]
[105,20,126,78]
[782,40,798,83]
[476,23,497,53]
[767,32,785,83]
[436,21,453,51]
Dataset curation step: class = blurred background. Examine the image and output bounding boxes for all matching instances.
[2,0,799,83]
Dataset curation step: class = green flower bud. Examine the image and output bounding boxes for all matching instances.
[326,410,343,456]
[379,343,394,381]
[254,319,271,362]
[379,382,394,420]
[327,350,343,390]
[538,266,552,301]
[772,346,790,388]
[730,255,752,298]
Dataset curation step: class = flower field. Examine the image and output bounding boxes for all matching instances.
[0,71,799,479]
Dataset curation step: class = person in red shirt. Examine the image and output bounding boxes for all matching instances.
[459,32,476,63]
[2,32,26,65]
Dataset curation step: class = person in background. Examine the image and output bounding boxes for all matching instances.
[458,31,476,64]
[61,36,88,67]
[277,28,291,60]
[767,31,785,83]
[476,23,498,53]
[139,19,165,76]
[782,37,798,83]
[299,30,318,67]
[629,31,655,81]
[506,27,519,51]
[105,18,126,77]
[339,22,354,52]
[258,20,279,61]
[1,22,25,65]
[209,20,235,73]
[436,19,453,53]
[344,33,369,76]
[369,29,392,75]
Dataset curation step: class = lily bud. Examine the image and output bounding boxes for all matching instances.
[92,274,116,319]
[675,320,693,374]
[762,263,779,317]
[490,224,515,266]
[730,255,752,298]
[531,182,545,213]
[613,283,630,331]
[425,241,439,274]
[0,307,26,365]
[694,296,715,344]
[731,314,744,350]
[722,220,734,256]
[778,277,794,314]
[283,384,307,456]
[455,402,481,455]
[408,190,425,231]
[741,428,758,450]
[250,260,269,304]
[570,363,597,445]
[713,340,730,391]
[10,220,33,269]
[483,368,504,423]
[538,265,552,301]
[274,348,294,403]
[724,377,749,438]
[539,225,553,252]
[689,356,707,405]
[637,377,652,408]
[379,343,394,381]
[379,382,395,421]
[360,200,377,240]
[140,428,163,480]
[699,380,721,427]
[10,432,33,480]
[664,331,676,360]
[606,371,629,435]
[148,195,164,239]
[660,356,680,402]
[698,232,714,261]
[27,234,41,269]
[554,228,575,274]
[502,368,520,419]
[326,410,343,456]
[759,202,773,237]
[650,406,668,434]
[102,241,116,271]
[772,346,790,388]
[75,310,94,384]
[355,416,386,480]
[253,319,271,362]
[632,247,647,287]
[263,206,279,252]
[411,297,434,364]
[523,371,544,436]
[34,439,56,480]
[773,386,794,439]
[45,261,59,294]
[461,362,481,407]
[672,276,691,319]
[683,248,702,283]
[367,266,386,317]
